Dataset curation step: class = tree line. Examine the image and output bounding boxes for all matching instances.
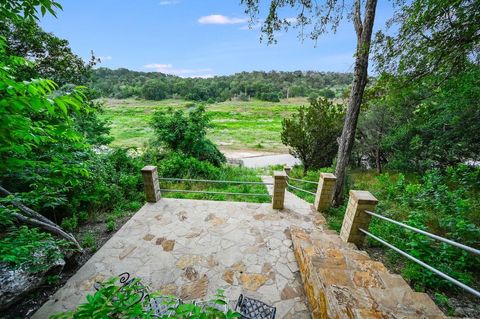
[90,68,351,102]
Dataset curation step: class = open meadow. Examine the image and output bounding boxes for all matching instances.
[100,97,311,152]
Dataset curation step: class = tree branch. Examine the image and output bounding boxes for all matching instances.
[0,185,57,227]
[354,0,363,39]
[0,185,83,252]
[12,212,82,251]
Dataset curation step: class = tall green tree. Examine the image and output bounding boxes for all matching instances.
[0,0,86,250]
[0,19,95,86]
[366,0,480,171]
[241,0,379,205]
[374,0,479,79]
[151,105,226,166]
[282,98,344,173]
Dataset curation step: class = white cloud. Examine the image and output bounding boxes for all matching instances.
[98,56,112,61]
[143,63,213,77]
[198,14,248,25]
[159,0,179,5]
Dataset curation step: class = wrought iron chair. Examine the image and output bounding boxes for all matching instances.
[235,294,276,319]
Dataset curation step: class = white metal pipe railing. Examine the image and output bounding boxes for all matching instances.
[359,228,480,298]
[285,181,316,196]
[286,175,319,185]
[364,210,480,255]
[160,189,271,197]
[158,177,272,185]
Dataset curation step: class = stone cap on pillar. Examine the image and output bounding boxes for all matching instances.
[141,165,157,173]
[349,190,378,204]
[274,170,287,179]
[320,172,336,180]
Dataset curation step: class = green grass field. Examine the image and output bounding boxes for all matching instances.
[100,98,310,152]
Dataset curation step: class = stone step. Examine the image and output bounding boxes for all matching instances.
[290,226,446,319]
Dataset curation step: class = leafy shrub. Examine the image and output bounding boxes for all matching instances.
[157,152,220,179]
[369,166,480,291]
[236,92,249,101]
[106,219,116,232]
[68,149,144,218]
[81,232,96,251]
[0,226,70,273]
[282,97,343,172]
[61,215,78,232]
[52,276,240,319]
[318,88,335,98]
[151,105,226,166]
[46,274,61,285]
[259,92,280,102]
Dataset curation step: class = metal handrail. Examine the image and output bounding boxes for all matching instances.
[160,189,271,197]
[286,176,318,185]
[365,210,480,255]
[285,181,316,196]
[359,228,480,298]
[158,177,272,185]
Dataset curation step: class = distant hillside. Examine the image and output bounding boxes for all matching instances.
[91,68,352,102]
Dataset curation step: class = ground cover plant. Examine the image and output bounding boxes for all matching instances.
[52,275,240,319]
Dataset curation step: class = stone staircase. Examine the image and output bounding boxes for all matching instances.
[290,221,446,318]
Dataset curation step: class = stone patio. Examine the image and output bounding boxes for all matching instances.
[33,181,314,318]
[33,175,445,318]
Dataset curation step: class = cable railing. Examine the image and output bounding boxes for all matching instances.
[360,210,480,298]
[285,175,317,196]
[158,177,272,198]
[158,177,272,185]
[285,176,319,185]
[285,180,316,196]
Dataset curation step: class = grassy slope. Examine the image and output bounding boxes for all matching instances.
[100,98,308,152]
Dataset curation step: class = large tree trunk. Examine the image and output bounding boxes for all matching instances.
[333,0,378,206]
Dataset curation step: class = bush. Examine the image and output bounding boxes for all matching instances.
[150,105,226,166]
[281,97,343,173]
[157,153,220,179]
[0,226,70,273]
[67,149,144,218]
[81,232,97,251]
[319,88,336,98]
[259,92,280,102]
[106,219,116,232]
[52,276,239,319]
[369,166,480,291]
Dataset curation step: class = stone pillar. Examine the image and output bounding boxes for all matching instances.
[340,190,378,247]
[313,173,336,212]
[272,171,287,209]
[284,165,291,176]
[141,166,161,203]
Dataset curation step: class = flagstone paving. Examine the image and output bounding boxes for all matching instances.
[33,188,315,318]
[33,175,445,318]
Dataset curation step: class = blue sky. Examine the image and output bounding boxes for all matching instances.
[40,0,395,77]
